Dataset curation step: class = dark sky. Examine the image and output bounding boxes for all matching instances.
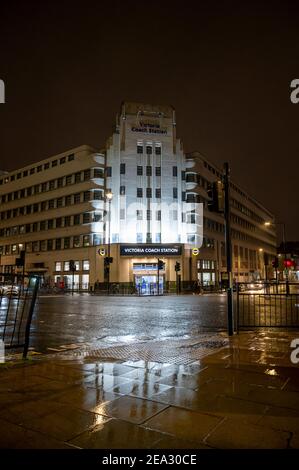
[0,0,298,240]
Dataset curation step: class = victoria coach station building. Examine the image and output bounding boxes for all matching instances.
[0,102,277,293]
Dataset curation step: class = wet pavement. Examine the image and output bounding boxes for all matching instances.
[28,293,227,352]
[0,330,299,448]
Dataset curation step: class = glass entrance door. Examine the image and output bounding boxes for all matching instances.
[135,275,164,295]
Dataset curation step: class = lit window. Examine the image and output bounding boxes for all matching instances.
[83,260,90,271]
[64,261,70,271]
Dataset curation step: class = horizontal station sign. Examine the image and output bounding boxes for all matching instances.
[120,244,182,256]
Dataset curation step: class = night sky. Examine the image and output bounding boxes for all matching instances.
[0,0,298,240]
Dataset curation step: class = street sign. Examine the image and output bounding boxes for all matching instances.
[98,248,106,256]
[192,248,199,256]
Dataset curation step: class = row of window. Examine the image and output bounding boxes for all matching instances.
[0,212,103,238]
[0,190,104,221]
[0,168,104,204]
[0,234,103,255]
[0,154,76,186]
[136,187,179,198]
[117,164,180,177]
[55,260,90,272]
[136,142,161,155]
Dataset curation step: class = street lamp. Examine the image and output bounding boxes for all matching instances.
[264,221,289,294]
[105,191,113,294]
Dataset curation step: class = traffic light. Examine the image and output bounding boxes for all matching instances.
[157,259,164,270]
[69,260,76,272]
[207,181,224,212]
[284,259,294,268]
[272,257,279,269]
[104,257,113,266]
[175,262,181,272]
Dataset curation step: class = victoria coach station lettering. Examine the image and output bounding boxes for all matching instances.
[131,121,167,135]
[120,245,182,256]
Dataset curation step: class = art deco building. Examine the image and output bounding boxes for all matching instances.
[0,102,277,293]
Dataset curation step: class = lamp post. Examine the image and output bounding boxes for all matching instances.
[106,191,113,295]
[264,221,289,295]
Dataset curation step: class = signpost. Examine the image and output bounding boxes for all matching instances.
[69,260,76,295]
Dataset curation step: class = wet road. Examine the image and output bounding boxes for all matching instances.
[30,294,227,352]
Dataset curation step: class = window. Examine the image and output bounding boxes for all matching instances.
[74,193,81,204]
[155,233,161,243]
[48,219,54,229]
[146,233,152,243]
[17,173,21,179]
[146,145,152,155]
[120,208,125,220]
[49,180,55,190]
[48,199,55,209]
[26,205,32,214]
[137,188,143,198]
[52,160,57,167]
[40,240,47,251]
[20,189,25,198]
[32,241,39,252]
[33,203,39,213]
[136,210,143,220]
[19,225,25,234]
[64,261,70,271]
[146,210,152,220]
[120,163,126,174]
[187,234,195,243]
[83,191,90,202]
[120,186,125,195]
[83,212,90,224]
[57,177,64,188]
[30,168,35,175]
[146,188,152,198]
[172,210,178,221]
[146,166,152,176]
[83,169,90,181]
[55,238,61,250]
[137,166,143,176]
[14,190,19,199]
[27,187,32,196]
[182,191,186,201]
[56,217,62,228]
[83,235,90,247]
[66,175,72,185]
[60,157,66,164]
[64,216,71,227]
[155,188,161,198]
[137,143,143,154]
[155,166,161,176]
[93,190,103,200]
[137,233,143,243]
[44,162,50,170]
[73,214,81,225]
[156,210,161,221]
[37,165,42,172]
[173,166,178,177]
[83,260,90,271]
[11,175,15,181]
[68,153,75,161]
[173,187,178,199]
[41,201,47,211]
[155,145,161,155]
[94,168,103,178]
[93,212,102,222]
[75,172,81,183]
[106,167,112,177]
[55,262,62,272]
[57,197,63,208]
[65,195,72,206]
[7,193,12,202]
[64,237,70,249]
[93,234,103,245]
[181,170,186,180]
[73,236,81,248]
[40,221,46,231]
[34,184,40,194]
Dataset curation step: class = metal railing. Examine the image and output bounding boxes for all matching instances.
[0,274,40,358]
[236,282,299,328]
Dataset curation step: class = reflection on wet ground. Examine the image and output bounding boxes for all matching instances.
[0,330,299,448]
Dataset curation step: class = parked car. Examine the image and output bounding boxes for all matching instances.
[0,285,20,296]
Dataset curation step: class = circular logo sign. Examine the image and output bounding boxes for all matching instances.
[192,248,199,256]
[98,248,106,256]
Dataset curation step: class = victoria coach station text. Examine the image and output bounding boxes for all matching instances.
[120,245,182,256]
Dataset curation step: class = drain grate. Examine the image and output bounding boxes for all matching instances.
[57,334,229,365]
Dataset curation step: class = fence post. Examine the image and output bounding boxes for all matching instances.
[235,283,239,334]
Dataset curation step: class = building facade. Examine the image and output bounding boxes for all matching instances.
[0,102,277,293]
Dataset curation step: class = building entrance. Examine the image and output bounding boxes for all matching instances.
[135,275,164,295]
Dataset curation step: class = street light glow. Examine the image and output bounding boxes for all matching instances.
[106,191,113,200]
